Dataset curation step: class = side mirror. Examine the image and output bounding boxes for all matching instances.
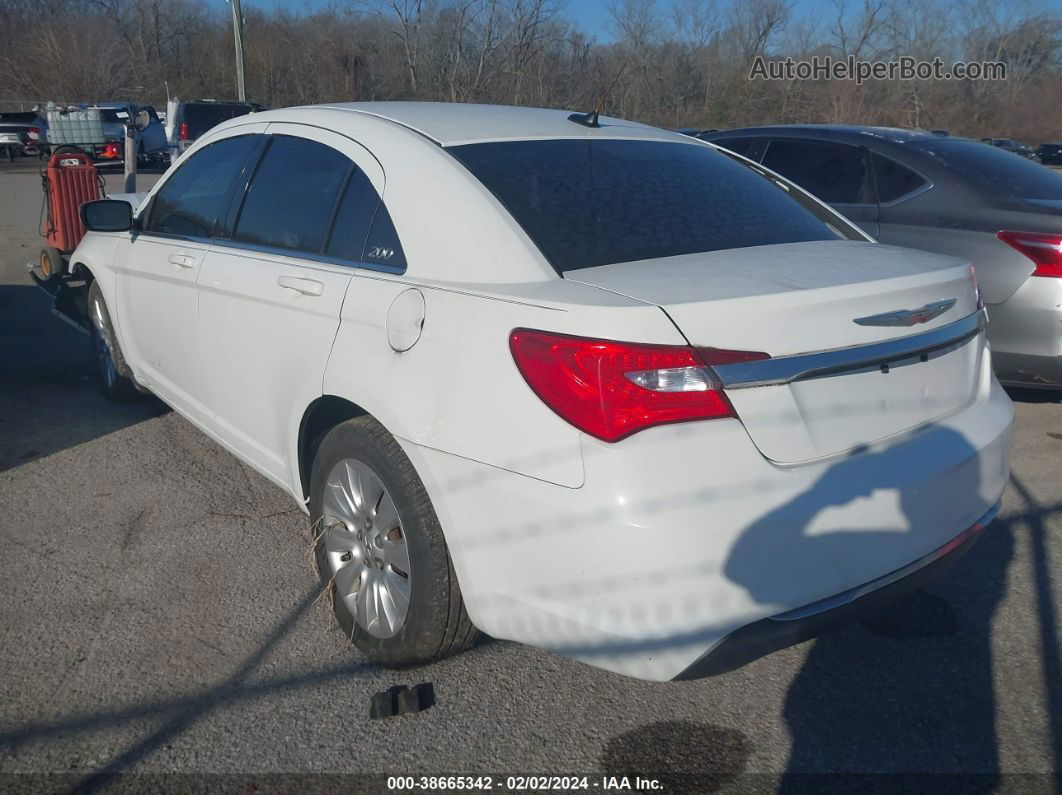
[81,199,132,233]
[133,109,151,132]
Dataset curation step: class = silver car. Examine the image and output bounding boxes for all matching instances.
[699,126,1062,390]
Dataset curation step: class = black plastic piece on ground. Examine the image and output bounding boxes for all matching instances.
[370,683,436,719]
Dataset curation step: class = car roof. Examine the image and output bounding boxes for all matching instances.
[706,124,947,144]
[260,102,680,147]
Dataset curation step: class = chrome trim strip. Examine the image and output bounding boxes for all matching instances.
[772,500,1000,622]
[714,309,986,389]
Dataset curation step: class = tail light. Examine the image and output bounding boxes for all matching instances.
[998,231,1062,278]
[509,329,769,442]
[101,142,121,159]
[28,126,40,140]
[179,122,189,141]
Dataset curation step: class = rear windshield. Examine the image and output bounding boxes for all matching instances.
[914,139,1062,199]
[448,139,843,273]
[183,104,254,138]
[0,112,38,124]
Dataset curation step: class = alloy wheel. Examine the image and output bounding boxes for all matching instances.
[321,458,411,638]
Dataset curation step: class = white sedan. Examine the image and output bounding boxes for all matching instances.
[72,102,1012,681]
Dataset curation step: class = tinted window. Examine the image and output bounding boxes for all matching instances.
[0,112,38,124]
[872,153,928,202]
[761,139,874,204]
[183,103,255,139]
[707,137,756,157]
[914,139,1062,199]
[363,205,407,270]
[326,169,380,261]
[234,136,351,254]
[449,139,840,273]
[147,134,257,237]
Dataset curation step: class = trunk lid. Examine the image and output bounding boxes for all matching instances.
[567,240,986,463]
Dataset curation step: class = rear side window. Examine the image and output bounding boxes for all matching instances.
[914,139,1062,200]
[363,205,407,270]
[147,134,258,237]
[234,135,351,254]
[448,139,840,273]
[326,169,380,261]
[872,153,928,202]
[761,139,874,204]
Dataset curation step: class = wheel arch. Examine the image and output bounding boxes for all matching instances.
[297,395,371,502]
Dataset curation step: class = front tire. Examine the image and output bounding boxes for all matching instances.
[88,281,139,402]
[310,416,479,667]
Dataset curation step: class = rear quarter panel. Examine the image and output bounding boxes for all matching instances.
[321,273,685,489]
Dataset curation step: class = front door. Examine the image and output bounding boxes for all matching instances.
[114,128,263,422]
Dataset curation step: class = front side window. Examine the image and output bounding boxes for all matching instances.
[234,135,351,254]
[761,139,874,204]
[146,134,258,237]
[448,138,842,273]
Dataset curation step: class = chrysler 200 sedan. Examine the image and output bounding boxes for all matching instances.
[71,103,1012,681]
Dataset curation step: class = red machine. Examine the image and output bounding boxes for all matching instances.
[38,148,102,280]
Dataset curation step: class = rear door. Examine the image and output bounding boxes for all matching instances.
[113,127,263,422]
[760,138,879,236]
[196,125,383,484]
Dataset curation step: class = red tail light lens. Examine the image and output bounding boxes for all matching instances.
[509,329,768,442]
[102,142,121,159]
[179,122,189,141]
[998,230,1062,278]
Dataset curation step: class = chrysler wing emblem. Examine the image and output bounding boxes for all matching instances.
[853,298,957,327]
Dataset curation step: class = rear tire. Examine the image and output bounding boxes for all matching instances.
[88,281,140,402]
[310,416,479,667]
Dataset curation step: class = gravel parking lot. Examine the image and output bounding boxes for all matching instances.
[1,159,1060,791]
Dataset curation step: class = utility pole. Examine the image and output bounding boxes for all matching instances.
[230,0,247,101]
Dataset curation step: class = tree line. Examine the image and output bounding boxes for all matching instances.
[1,0,1060,142]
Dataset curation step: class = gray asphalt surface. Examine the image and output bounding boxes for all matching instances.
[1,158,1060,791]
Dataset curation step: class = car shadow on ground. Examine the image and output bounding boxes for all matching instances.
[0,285,166,471]
[594,421,1060,790]
[599,475,1061,791]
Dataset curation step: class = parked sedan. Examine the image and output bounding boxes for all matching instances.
[1039,143,1062,166]
[990,138,1036,159]
[0,111,45,159]
[701,125,1062,389]
[69,104,1011,681]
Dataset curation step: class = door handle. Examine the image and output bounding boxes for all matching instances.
[168,253,196,269]
[277,275,325,296]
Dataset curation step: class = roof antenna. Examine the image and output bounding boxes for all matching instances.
[568,62,628,128]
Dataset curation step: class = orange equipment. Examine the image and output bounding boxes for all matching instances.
[39,148,102,279]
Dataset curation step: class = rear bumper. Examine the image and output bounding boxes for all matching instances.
[400,367,1013,682]
[987,276,1062,388]
[674,501,998,679]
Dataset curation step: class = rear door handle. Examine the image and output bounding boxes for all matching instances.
[277,275,325,296]
[168,253,196,269]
